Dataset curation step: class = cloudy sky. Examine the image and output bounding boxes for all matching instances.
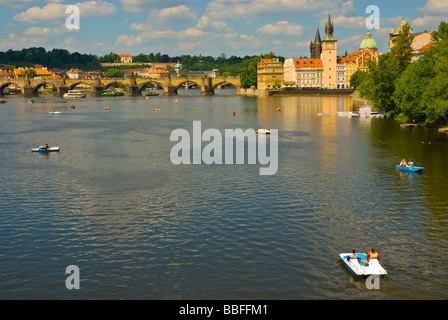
[0,0,446,58]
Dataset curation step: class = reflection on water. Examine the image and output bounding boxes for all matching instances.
[1,91,448,299]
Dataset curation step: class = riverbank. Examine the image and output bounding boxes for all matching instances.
[352,89,373,106]
[237,87,355,96]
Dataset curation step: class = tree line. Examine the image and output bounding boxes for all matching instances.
[352,21,448,126]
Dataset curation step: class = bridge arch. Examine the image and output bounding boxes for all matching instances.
[138,80,166,92]
[68,81,94,90]
[0,82,23,96]
[32,82,59,96]
[103,80,129,90]
[212,81,238,91]
[173,79,203,91]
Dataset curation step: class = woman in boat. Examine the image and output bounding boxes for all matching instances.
[366,248,379,262]
[400,159,407,167]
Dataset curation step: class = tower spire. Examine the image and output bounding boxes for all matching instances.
[323,12,336,41]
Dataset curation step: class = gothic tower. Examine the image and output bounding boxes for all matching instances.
[310,27,322,59]
[321,13,337,88]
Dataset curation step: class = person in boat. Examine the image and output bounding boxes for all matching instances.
[366,248,379,262]
[347,249,359,261]
[400,159,407,167]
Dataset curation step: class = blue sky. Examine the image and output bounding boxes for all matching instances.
[0,0,446,59]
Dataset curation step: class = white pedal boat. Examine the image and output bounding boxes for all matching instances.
[256,128,271,134]
[32,146,60,152]
[340,253,387,278]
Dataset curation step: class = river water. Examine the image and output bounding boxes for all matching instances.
[1,88,448,300]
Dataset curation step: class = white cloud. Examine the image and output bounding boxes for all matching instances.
[147,5,198,25]
[328,16,365,29]
[256,21,303,36]
[22,27,52,36]
[412,15,444,27]
[0,31,56,49]
[13,1,117,23]
[0,0,33,9]
[296,40,310,48]
[340,0,355,15]
[115,27,207,47]
[422,0,448,13]
[196,15,228,31]
[338,34,364,47]
[115,34,145,47]
[228,34,267,50]
[177,41,207,51]
[205,0,341,20]
[120,0,186,12]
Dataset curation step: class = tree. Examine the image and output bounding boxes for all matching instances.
[358,53,399,112]
[240,56,260,88]
[350,70,368,88]
[240,52,275,88]
[23,68,36,78]
[390,23,414,73]
[274,78,282,88]
[104,68,124,78]
[357,23,414,113]
[392,21,448,124]
[393,52,436,121]
[419,21,448,123]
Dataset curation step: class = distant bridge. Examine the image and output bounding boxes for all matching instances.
[0,74,242,97]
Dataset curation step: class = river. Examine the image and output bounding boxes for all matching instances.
[1,88,448,300]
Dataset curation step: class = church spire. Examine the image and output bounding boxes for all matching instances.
[310,26,322,59]
[314,26,321,44]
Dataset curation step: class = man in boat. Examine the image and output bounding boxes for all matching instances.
[347,249,359,261]
[42,144,50,150]
[366,248,379,262]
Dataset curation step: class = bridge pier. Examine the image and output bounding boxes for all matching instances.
[200,77,214,96]
[127,85,141,96]
[92,85,103,96]
[23,84,36,97]
[200,88,214,95]
[58,85,69,97]
[163,86,178,96]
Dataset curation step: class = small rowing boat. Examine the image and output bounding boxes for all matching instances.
[32,146,60,152]
[256,128,271,134]
[49,111,61,114]
[340,253,387,278]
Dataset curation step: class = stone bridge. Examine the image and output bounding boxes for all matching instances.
[0,74,242,97]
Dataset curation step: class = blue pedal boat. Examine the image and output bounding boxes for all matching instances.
[396,165,424,172]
